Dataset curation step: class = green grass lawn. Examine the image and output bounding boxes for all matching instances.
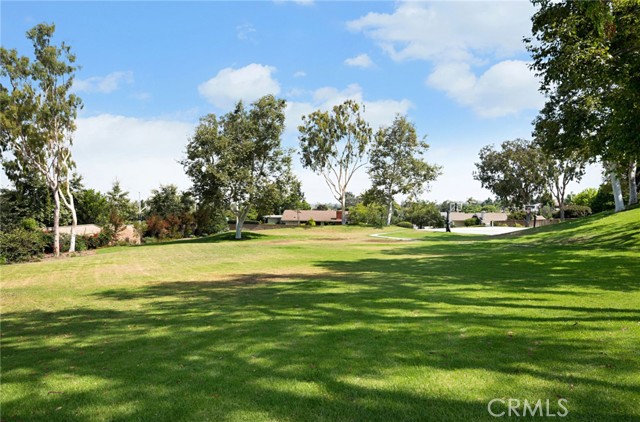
[2,210,639,421]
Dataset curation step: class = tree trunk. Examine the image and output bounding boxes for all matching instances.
[68,194,77,252]
[53,189,61,257]
[559,200,565,222]
[341,193,347,225]
[235,214,244,240]
[386,199,393,226]
[607,163,625,212]
[629,160,638,206]
[63,187,78,252]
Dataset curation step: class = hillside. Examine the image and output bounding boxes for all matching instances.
[505,207,640,249]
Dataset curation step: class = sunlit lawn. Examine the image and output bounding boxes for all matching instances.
[1,210,639,421]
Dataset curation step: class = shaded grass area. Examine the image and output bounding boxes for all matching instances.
[1,213,639,421]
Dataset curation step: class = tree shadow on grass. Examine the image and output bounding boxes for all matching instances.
[2,260,638,420]
[497,211,640,249]
[138,231,270,247]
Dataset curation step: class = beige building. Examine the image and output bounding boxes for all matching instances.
[281,210,345,225]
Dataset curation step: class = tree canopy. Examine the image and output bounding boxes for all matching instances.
[474,139,546,209]
[182,95,294,239]
[527,0,640,210]
[368,115,441,225]
[298,100,372,225]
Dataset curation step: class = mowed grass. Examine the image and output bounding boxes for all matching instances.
[1,210,639,421]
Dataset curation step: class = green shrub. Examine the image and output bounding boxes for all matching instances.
[508,210,527,220]
[464,216,482,226]
[0,228,45,263]
[42,232,71,254]
[21,218,39,231]
[555,205,592,218]
[75,235,88,252]
[307,218,316,227]
[396,221,414,228]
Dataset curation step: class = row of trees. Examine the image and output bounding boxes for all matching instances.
[5,5,637,252]
[182,98,441,239]
[473,138,587,221]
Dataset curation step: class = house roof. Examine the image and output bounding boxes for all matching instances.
[443,212,546,221]
[281,210,341,222]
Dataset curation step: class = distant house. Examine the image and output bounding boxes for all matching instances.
[442,212,546,227]
[281,210,346,225]
[263,215,282,224]
[442,212,510,227]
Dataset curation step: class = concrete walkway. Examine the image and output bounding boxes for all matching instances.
[419,226,530,236]
[370,226,529,241]
[369,232,417,241]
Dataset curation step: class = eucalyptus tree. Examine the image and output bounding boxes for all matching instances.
[543,152,587,221]
[368,115,441,225]
[1,23,82,255]
[182,95,292,239]
[298,100,372,224]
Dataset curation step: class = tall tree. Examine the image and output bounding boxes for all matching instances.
[1,23,82,255]
[543,151,587,221]
[106,181,137,221]
[182,95,292,239]
[474,139,547,210]
[146,184,194,218]
[527,0,640,212]
[299,100,372,225]
[75,188,108,225]
[368,115,441,225]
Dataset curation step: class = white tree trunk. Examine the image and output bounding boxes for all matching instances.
[629,160,638,206]
[341,193,347,225]
[53,189,61,257]
[607,163,625,212]
[68,191,77,253]
[59,182,78,252]
[386,199,393,226]
[235,215,244,240]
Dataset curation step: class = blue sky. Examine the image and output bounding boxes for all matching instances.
[1,1,602,203]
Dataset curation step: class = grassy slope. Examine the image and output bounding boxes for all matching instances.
[1,211,639,421]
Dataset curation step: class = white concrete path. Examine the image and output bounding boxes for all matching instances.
[419,227,530,236]
[370,226,529,241]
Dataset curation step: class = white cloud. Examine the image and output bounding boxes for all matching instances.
[293,71,307,78]
[344,53,374,68]
[427,60,544,117]
[73,71,134,94]
[236,23,256,42]
[198,63,281,109]
[348,1,532,64]
[72,114,194,197]
[348,1,543,117]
